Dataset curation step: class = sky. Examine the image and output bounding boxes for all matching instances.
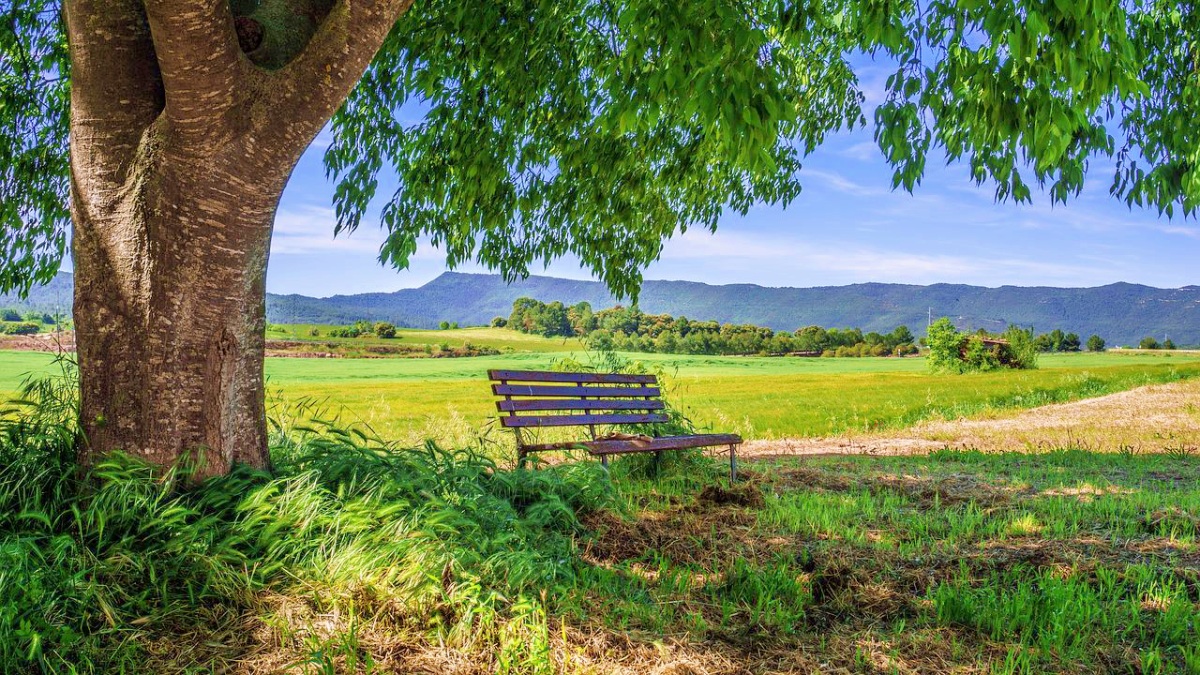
[266,62,1199,298]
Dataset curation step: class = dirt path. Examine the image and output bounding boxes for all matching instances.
[741,377,1200,458]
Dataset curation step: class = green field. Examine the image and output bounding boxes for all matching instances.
[266,324,587,352]
[4,347,1199,445]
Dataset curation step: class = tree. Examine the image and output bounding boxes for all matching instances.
[1087,335,1106,352]
[373,322,397,338]
[1140,337,1161,350]
[926,318,964,373]
[490,317,507,328]
[5,1,1198,476]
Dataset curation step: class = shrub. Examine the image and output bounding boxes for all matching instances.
[491,316,508,328]
[1,309,20,321]
[926,318,964,372]
[373,321,397,338]
[1,322,40,335]
[1140,337,1161,350]
[1087,335,1106,352]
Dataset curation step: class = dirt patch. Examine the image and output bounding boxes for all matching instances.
[696,482,765,509]
[0,331,74,352]
[743,379,1200,459]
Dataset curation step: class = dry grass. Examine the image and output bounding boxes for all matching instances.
[742,378,1200,459]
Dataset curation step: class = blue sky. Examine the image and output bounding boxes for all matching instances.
[266,63,1199,298]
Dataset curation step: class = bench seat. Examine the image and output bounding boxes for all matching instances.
[489,369,741,480]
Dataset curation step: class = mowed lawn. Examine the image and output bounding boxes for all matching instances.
[5,348,1199,443]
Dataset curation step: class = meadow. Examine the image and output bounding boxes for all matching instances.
[4,335,1200,672]
[3,345,1200,448]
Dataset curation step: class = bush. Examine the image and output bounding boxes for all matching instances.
[1087,335,1106,352]
[1,309,20,322]
[1140,337,1161,350]
[1,322,40,335]
[373,321,397,338]
[491,316,508,328]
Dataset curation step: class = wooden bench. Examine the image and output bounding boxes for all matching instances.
[489,369,742,480]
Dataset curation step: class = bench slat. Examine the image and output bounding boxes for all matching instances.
[489,370,657,384]
[497,399,665,412]
[500,413,669,428]
[493,384,661,398]
[520,433,742,454]
[586,433,742,455]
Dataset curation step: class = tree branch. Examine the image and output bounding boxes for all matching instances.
[64,0,163,188]
[142,0,245,148]
[256,0,415,163]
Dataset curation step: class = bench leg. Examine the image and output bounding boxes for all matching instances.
[729,444,738,482]
[600,454,609,474]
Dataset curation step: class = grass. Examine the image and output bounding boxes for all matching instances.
[266,324,587,353]
[3,349,1200,446]
[5,365,1200,673]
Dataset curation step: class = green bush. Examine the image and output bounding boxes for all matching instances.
[1,322,40,335]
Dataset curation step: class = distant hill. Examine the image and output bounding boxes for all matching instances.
[5,271,1199,346]
[264,272,1200,346]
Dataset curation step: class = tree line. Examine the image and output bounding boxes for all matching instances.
[503,298,919,357]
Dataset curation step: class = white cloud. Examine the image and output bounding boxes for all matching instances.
[271,205,384,255]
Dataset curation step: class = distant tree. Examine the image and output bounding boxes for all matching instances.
[1163,338,1176,350]
[1,309,19,322]
[926,318,964,372]
[1001,325,1039,370]
[41,313,55,325]
[1139,337,1161,350]
[373,322,397,338]
[439,321,451,331]
[450,322,459,330]
[1086,335,1106,352]
[309,328,321,337]
[490,316,508,328]
[889,325,915,347]
[2,322,40,335]
[1062,332,1081,352]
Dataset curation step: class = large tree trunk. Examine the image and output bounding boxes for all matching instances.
[72,139,283,478]
[64,0,410,478]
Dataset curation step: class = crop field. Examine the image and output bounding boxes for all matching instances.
[2,346,1199,449]
[266,324,588,352]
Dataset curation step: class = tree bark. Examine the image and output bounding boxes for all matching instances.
[65,0,412,478]
[72,137,285,478]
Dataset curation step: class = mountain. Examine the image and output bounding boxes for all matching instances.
[5,272,1198,346]
[263,272,1200,346]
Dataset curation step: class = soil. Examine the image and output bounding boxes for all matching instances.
[742,378,1200,458]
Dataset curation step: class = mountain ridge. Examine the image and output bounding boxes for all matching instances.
[4,272,1197,346]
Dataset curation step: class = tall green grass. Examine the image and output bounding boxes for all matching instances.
[0,367,616,672]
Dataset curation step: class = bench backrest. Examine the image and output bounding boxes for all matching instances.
[488,369,668,429]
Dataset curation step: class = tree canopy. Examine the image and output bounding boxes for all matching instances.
[4,0,1199,299]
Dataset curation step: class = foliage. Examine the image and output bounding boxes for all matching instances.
[509,297,917,357]
[1140,337,1162,350]
[1,321,40,335]
[1087,334,1107,352]
[372,321,397,338]
[928,318,1037,373]
[1034,328,1082,353]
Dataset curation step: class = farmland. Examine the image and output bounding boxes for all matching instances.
[2,336,1199,447]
